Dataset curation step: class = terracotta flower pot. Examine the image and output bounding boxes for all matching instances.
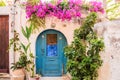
[29,76,40,80]
[11,68,25,80]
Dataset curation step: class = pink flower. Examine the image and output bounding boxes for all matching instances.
[25,0,104,21]
[89,1,104,14]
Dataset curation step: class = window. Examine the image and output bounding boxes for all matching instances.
[46,34,57,57]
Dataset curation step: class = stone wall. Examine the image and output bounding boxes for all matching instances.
[95,20,120,80]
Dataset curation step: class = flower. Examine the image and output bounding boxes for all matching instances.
[89,1,105,13]
[25,0,104,21]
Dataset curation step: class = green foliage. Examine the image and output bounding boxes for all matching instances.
[29,15,45,31]
[9,25,35,74]
[106,0,120,20]
[11,53,31,70]
[22,24,33,40]
[21,25,36,77]
[9,30,21,52]
[65,12,104,80]
[9,31,32,71]
[0,1,6,6]
[21,43,30,53]
[27,0,40,5]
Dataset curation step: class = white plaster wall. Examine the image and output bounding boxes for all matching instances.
[95,20,120,80]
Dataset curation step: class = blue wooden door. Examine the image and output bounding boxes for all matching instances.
[36,29,67,76]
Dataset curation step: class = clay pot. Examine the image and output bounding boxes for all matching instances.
[11,68,25,80]
[29,76,40,80]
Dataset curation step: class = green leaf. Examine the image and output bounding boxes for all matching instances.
[0,1,6,6]
[21,43,26,53]
[21,43,31,53]
[22,27,27,39]
[29,53,35,58]
[26,26,29,39]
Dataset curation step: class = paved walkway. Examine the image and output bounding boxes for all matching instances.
[0,73,71,80]
[41,75,71,80]
[0,77,70,80]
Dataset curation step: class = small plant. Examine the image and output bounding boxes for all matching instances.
[0,0,6,6]
[9,23,39,80]
[21,24,38,78]
[65,12,104,80]
[9,30,31,71]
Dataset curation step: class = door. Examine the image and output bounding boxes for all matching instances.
[0,15,9,73]
[36,29,67,76]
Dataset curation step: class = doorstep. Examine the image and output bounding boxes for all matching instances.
[0,73,10,80]
[41,74,71,80]
[0,73,71,80]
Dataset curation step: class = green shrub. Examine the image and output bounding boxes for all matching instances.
[0,1,6,6]
[65,12,104,80]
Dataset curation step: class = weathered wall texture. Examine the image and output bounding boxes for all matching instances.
[95,20,120,80]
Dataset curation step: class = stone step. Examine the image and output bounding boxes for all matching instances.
[0,73,10,80]
[0,73,71,80]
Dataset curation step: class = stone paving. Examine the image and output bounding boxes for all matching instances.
[0,73,71,80]
[0,77,70,80]
[41,75,71,80]
[0,73,10,80]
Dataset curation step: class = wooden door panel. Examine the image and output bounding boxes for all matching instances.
[42,32,62,76]
[36,30,67,76]
[0,15,9,73]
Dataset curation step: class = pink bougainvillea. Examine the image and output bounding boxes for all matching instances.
[26,0,104,21]
[89,1,104,13]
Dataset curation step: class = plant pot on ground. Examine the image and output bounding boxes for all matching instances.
[9,30,32,80]
[29,77,40,80]
[27,55,41,80]
[29,74,40,80]
[21,25,41,80]
[11,68,25,80]
[9,31,25,80]
[10,53,31,80]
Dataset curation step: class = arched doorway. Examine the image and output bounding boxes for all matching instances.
[36,29,67,76]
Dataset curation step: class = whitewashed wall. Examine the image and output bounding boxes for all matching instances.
[95,20,120,80]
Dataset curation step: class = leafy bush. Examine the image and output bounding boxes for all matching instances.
[9,30,31,71]
[65,12,104,80]
[0,1,6,6]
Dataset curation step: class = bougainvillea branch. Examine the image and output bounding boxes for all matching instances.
[25,0,104,30]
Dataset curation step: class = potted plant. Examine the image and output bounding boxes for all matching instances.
[21,25,40,80]
[9,25,40,80]
[10,53,31,80]
[9,30,30,80]
[28,64,40,80]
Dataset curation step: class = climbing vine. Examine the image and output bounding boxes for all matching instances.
[65,12,104,80]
